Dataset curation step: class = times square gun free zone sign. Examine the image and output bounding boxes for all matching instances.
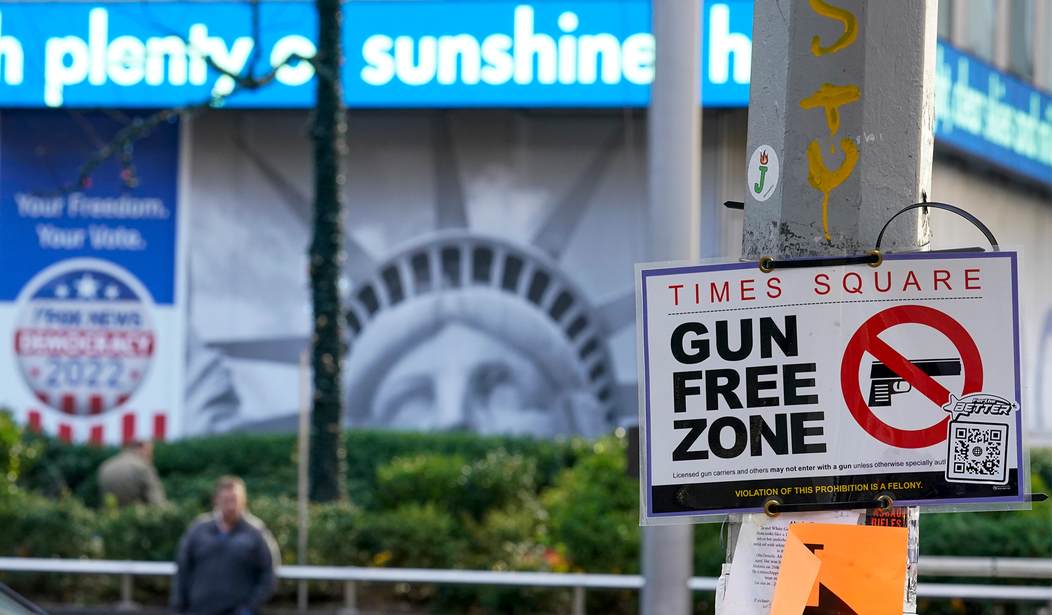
[636,252,1025,522]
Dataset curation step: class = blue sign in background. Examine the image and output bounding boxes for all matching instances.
[0,1,1046,186]
[0,2,316,108]
[0,112,179,304]
[344,0,751,107]
[934,43,1052,189]
[0,1,751,108]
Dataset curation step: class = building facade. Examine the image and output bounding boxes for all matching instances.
[0,0,1049,444]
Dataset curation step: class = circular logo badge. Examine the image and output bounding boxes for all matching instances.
[13,259,156,416]
[747,145,779,202]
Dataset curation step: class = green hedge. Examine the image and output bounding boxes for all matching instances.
[19,429,585,509]
[4,424,1051,614]
[11,433,1052,570]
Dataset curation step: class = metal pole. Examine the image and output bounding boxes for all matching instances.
[741,1,935,258]
[740,1,938,613]
[297,350,311,612]
[116,573,135,611]
[337,580,359,615]
[642,1,701,614]
[573,585,586,615]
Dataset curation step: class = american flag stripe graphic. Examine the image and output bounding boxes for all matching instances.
[122,413,136,443]
[153,413,167,441]
[21,409,167,444]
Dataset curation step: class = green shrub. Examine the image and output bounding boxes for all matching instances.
[155,435,298,508]
[353,504,465,569]
[17,435,112,504]
[5,425,1050,615]
[0,411,41,497]
[376,450,539,520]
[0,491,101,558]
[96,501,195,561]
[539,434,739,578]
[692,523,726,577]
[16,430,583,512]
[375,453,467,512]
[542,438,640,574]
[440,501,566,615]
[309,500,363,565]
[460,451,538,520]
[1030,447,1052,493]
[921,472,1052,558]
[463,501,549,570]
[343,430,583,508]
[248,495,299,563]
[0,492,109,602]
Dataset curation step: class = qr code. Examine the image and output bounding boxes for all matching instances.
[945,421,1009,484]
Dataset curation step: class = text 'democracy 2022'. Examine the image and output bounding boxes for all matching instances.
[636,252,1025,521]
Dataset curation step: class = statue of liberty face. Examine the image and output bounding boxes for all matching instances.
[343,275,610,438]
[183,112,638,437]
[371,321,571,436]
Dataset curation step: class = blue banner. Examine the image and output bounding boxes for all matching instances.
[0,112,180,304]
[0,1,1047,186]
[934,43,1052,188]
[0,1,751,108]
[0,110,184,442]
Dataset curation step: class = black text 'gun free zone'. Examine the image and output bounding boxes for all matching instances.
[868,359,962,406]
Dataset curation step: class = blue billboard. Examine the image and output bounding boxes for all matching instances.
[0,112,179,305]
[0,1,1047,186]
[0,111,185,443]
[0,0,750,108]
[934,44,1052,188]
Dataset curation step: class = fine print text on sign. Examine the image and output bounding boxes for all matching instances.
[636,252,1025,521]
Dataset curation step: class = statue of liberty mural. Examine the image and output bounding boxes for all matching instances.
[185,112,641,438]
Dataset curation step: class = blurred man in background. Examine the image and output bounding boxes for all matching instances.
[171,476,280,615]
[97,440,166,507]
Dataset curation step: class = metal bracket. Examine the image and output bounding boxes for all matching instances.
[755,201,998,273]
[876,201,1000,252]
[757,251,881,272]
[762,494,894,517]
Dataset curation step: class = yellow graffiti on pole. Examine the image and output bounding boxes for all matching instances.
[802,0,860,241]
[808,0,858,56]
[799,83,860,136]
[806,138,859,242]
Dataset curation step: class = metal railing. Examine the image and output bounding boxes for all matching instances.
[0,556,1050,614]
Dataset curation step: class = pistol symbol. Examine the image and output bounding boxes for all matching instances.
[868,358,962,407]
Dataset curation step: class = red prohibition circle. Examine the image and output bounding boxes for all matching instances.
[840,305,983,448]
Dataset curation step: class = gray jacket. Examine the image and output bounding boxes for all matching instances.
[170,512,280,615]
[98,451,166,507]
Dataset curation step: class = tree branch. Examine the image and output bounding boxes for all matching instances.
[47,0,317,195]
[51,56,313,194]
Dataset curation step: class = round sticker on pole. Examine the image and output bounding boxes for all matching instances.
[747,145,779,202]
